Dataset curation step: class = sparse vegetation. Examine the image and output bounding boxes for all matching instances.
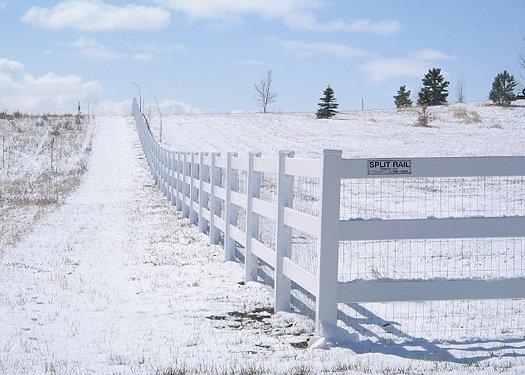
[254,70,277,113]
[452,105,482,124]
[416,106,432,127]
[0,113,92,249]
[456,74,466,103]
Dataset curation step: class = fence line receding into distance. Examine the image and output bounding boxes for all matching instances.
[132,98,525,339]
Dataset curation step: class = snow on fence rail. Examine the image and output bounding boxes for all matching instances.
[132,99,525,338]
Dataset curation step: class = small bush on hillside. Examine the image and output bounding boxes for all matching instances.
[453,106,482,124]
[416,106,433,127]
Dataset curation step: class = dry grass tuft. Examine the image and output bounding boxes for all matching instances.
[453,106,483,124]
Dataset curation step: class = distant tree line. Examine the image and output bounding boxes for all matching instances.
[252,63,522,121]
[393,68,520,109]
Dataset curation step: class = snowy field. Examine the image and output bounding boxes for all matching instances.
[0,114,92,250]
[0,104,524,373]
[155,102,525,158]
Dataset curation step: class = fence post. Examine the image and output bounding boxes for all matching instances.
[170,151,176,205]
[244,151,262,282]
[198,152,207,233]
[224,151,238,261]
[153,143,157,185]
[157,144,161,187]
[274,150,295,312]
[168,151,173,204]
[209,152,221,245]
[315,149,343,335]
[161,148,166,196]
[163,149,168,197]
[190,152,199,224]
[152,143,157,185]
[176,152,182,211]
[182,152,189,218]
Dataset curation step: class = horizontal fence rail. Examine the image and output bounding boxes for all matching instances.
[132,99,525,339]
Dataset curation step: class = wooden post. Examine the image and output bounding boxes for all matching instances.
[224,152,238,261]
[209,152,221,245]
[274,150,295,312]
[244,151,262,282]
[315,149,343,335]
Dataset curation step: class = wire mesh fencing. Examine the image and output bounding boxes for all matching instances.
[337,175,525,342]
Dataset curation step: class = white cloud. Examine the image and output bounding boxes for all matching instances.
[133,53,155,62]
[276,40,369,59]
[70,37,121,60]
[349,19,401,35]
[157,99,202,115]
[236,59,267,66]
[154,0,310,19]
[96,98,202,115]
[361,49,455,83]
[65,38,185,62]
[134,43,186,61]
[409,49,455,61]
[96,99,132,115]
[281,11,349,32]
[0,58,102,113]
[154,1,401,34]
[23,0,170,31]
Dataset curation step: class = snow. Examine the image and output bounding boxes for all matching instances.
[0,115,92,249]
[156,102,525,158]
[1,105,524,373]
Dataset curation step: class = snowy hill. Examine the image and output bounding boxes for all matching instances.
[156,102,525,158]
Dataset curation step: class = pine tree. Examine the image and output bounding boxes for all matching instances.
[316,85,339,119]
[489,70,517,106]
[417,68,449,106]
[393,85,412,108]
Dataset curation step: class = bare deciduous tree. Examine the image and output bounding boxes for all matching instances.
[254,70,277,113]
[456,74,466,103]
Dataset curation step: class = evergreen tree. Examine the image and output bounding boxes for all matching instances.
[316,85,339,119]
[393,85,412,108]
[489,70,517,106]
[417,68,449,106]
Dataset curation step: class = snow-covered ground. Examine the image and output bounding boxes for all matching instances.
[155,102,525,158]
[1,105,524,373]
[0,115,92,250]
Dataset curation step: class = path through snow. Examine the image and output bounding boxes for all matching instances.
[0,116,322,373]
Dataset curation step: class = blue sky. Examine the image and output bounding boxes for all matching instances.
[0,0,524,114]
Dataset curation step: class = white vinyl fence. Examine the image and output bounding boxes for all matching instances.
[133,99,525,337]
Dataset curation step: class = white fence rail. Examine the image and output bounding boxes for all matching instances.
[133,99,525,338]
